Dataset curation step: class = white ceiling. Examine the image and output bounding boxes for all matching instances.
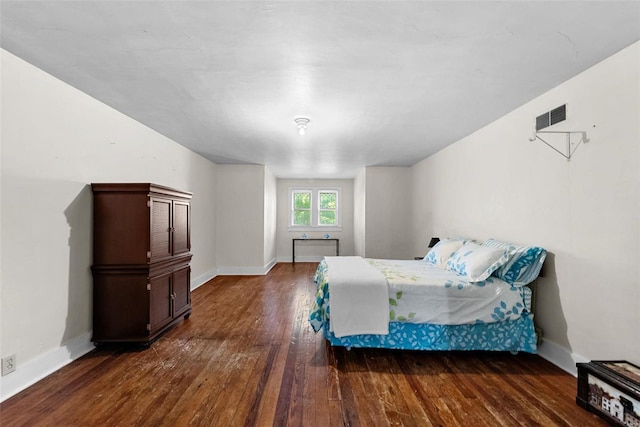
[2,1,639,178]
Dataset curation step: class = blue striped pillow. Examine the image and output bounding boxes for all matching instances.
[482,238,547,286]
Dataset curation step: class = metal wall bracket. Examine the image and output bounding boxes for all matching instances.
[528,130,589,161]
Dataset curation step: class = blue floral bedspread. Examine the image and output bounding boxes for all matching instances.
[322,315,537,353]
[309,259,538,353]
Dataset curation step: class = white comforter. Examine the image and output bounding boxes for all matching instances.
[366,258,527,325]
[325,256,389,338]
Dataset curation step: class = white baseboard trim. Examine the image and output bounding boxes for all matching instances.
[278,255,325,263]
[264,258,277,274]
[0,332,95,402]
[216,263,275,276]
[537,338,589,377]
[191,268,218,291]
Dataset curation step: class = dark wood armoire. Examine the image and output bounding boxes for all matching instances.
[91,183,192,345]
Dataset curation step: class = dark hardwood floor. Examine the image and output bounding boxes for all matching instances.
[1,262,606,426]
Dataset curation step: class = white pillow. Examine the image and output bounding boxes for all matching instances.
[446,242,509,282]
[424,238,465,268]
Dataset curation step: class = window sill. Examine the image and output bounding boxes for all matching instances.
[288,226,343,233]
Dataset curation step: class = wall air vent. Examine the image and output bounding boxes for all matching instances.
[536,104,567,131]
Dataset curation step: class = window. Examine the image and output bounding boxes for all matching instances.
[289,187,341,230]
[318,191,337,225]
[292,190,311,226]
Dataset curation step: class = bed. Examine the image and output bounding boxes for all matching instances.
[308,238,546,354]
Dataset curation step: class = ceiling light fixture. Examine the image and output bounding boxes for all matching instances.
[294,117,310,135]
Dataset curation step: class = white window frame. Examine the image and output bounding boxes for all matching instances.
[291,189,312,227]
[288,187,342,232]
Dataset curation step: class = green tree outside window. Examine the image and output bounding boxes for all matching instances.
[293,191,311,225]
[319,192,337,225]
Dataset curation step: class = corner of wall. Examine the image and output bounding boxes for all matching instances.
[191,268,218,291]
[264,258,277,274]
[537,338,589,377]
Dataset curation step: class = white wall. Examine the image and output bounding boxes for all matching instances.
[353,168,366,257]
[276,179,354,262]
[410,41,640,371]
[216,164,268,274]
[364,167,412,259]
[0,49,218,400]
[263,167,277,269]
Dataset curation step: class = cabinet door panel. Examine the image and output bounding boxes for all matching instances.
[149,273,172,332]
[92,274,149,341]
[151,198,172,261]
[93,193,149,265]
[173,201,190,256]
[172,266,191,318]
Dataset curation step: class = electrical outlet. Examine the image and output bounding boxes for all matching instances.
[2,355,16,376]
